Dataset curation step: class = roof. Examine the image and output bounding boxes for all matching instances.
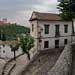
[0,40,18,46]
[29,11,61,21]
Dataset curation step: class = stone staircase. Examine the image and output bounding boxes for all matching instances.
[2,53,24,75]
[2,60,15,75]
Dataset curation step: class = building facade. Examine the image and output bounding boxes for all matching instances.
[29,11,75,51]
[0,40,37,59]
[0,41,22,59]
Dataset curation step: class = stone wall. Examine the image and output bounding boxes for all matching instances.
[48,43,72,75]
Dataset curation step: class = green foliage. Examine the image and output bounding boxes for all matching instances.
[1,33,6,41]
[11,44,20,51]
[58,0,75,20]
[18,35,34,59]
[10,35,34,60]
[0,23,30,40]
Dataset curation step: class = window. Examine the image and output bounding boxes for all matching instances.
[3,50,5,53]
[64,39,68,44]
[64,25,68,33]
[3,44,5,47]
[44,24,49,34]
[55,40,59,48]
[32,24,34,32]
[55,25,60,35]
[39,39,42,42]
[44,41,49,48]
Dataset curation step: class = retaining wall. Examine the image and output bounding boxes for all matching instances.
[48,43,72,75]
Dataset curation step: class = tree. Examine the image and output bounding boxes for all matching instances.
[0,24,30,40]
[2,32,6,41]
[11,34,34,60]
[18,35,34,60]
[58,0,75,20]
[11,44,20,61]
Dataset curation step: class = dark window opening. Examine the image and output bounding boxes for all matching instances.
[3,44,5,47]
[55,25,60,36]
[39,39,42,42]
[64,39,68,44]
[64,25,68,33]
[55,40,59,48]
[32,24,34,32]
[44,24,49,34]
[3,50,5,53]
[44,41,49,48]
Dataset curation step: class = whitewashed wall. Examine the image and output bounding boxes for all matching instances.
[0,45,22,59]
[72,36,75,42]
[30,20,74,51]
[38,21,72,38]
[30,20,38,38]
[37,36,72,50]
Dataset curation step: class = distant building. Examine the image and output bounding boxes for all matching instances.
[29,11,75,51]
[0,18,9,25]
[0,41,22,59]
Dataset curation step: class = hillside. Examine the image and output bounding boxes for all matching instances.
[0,23,30,40]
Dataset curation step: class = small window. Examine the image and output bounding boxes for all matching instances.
[32,24,34,32]
[3,50,5,53]
[3,44,5,47]
[55,25,60,34]
[39,39,42,42]
[64,39,68,44]
[55,40,59,48]
[10,45,13,48]
[44,24,49,34]
[44,41,49,48]
[64,25,68,33]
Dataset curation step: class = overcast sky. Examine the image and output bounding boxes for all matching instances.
[0,0,59,27]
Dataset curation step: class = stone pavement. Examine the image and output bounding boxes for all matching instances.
[2,49,62,75]
[21,50,61,75]
[0,59,6,75]
[48,44,72,75]
[72,52,75,75]
[10,54,30,75]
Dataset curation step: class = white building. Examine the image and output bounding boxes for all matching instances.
[29,11,75,51]
[0,41,22,59]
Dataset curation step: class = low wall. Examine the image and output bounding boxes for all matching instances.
[48,43,72,75]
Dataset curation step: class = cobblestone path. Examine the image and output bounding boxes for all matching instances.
[21,50,61,75]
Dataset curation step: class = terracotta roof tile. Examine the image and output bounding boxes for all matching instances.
[29,11,61,21]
